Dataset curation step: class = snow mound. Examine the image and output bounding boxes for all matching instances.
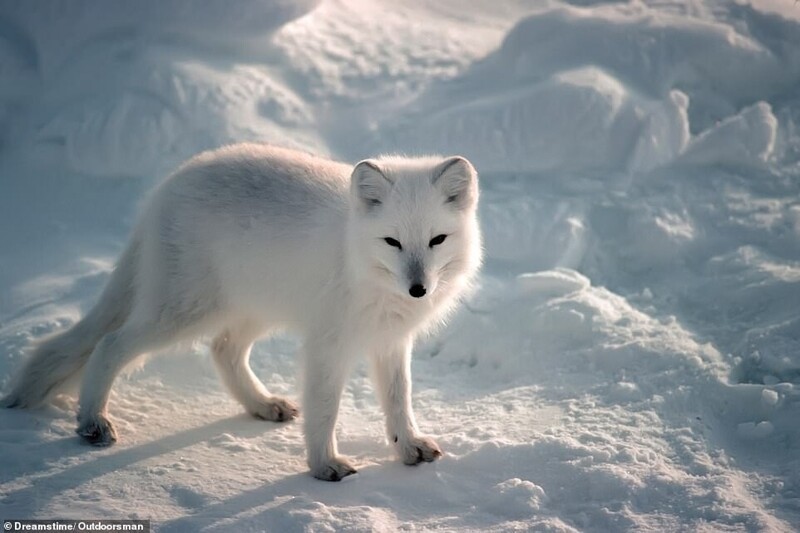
[375,3,793,173]
[438,268,725,383]
[0,0,323,178]
[209,433,262,453]
[516,268,590,297]
[383,67,691,173]
[476,2,800,124]
[679,101,778,167]
[487,478,548,519]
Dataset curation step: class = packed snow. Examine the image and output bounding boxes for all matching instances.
[2,0,800,530]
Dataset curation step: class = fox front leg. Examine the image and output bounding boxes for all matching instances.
[370,340,442,465]
[303,338,358,481]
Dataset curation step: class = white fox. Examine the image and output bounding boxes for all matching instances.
[2,144,482,481]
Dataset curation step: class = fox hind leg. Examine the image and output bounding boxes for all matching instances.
[211,325,298,422]
[76,318,190,446]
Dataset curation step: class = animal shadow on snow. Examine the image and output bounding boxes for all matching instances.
[0,412,283,516]
[157,460,432,533]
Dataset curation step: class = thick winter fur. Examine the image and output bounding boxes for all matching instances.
[2,144,482,481]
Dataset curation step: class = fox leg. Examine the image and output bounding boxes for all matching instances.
[370,340,442,465]
[76,319,177,446]
[303,337,358,481]
[211,324,298,422]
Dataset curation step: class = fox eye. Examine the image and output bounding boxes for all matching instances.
[429,234,447,247]
[384,237,402,250]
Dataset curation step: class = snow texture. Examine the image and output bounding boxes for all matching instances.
[2,0,800,531]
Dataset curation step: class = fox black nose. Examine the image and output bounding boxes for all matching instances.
[409,284,427,298]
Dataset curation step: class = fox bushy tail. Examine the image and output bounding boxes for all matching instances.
[2,238,139,408]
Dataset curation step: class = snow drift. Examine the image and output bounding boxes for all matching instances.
[375,3,793,174]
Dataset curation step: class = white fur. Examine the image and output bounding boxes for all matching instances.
[2,143,482,481]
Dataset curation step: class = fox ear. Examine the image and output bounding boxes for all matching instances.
[352,160,392,211]
[432,156,478,210]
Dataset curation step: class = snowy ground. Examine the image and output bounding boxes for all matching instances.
[2,0,800,530]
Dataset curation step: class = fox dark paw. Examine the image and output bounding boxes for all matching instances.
[77,415,118,447]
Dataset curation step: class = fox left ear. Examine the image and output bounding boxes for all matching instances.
[432,156,478,210]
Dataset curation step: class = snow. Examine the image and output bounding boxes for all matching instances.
[2,0,800,530]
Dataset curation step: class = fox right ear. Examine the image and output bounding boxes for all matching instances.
[352,160,391,211]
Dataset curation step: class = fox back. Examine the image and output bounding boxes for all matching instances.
[135,145,482,339]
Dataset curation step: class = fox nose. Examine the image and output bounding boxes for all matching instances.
[409,284,427,298]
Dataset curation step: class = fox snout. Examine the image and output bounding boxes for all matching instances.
[406,256,430,298]
[409,284,427,298]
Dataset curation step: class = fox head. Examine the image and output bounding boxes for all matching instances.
[347,155,482,304]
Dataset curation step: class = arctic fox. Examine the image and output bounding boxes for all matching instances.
[2,144,482,481]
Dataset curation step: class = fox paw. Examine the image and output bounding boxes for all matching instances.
[77,415,118,447]
[310,456,358,482]
[397,434,443,465]
[249,396,299,422]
